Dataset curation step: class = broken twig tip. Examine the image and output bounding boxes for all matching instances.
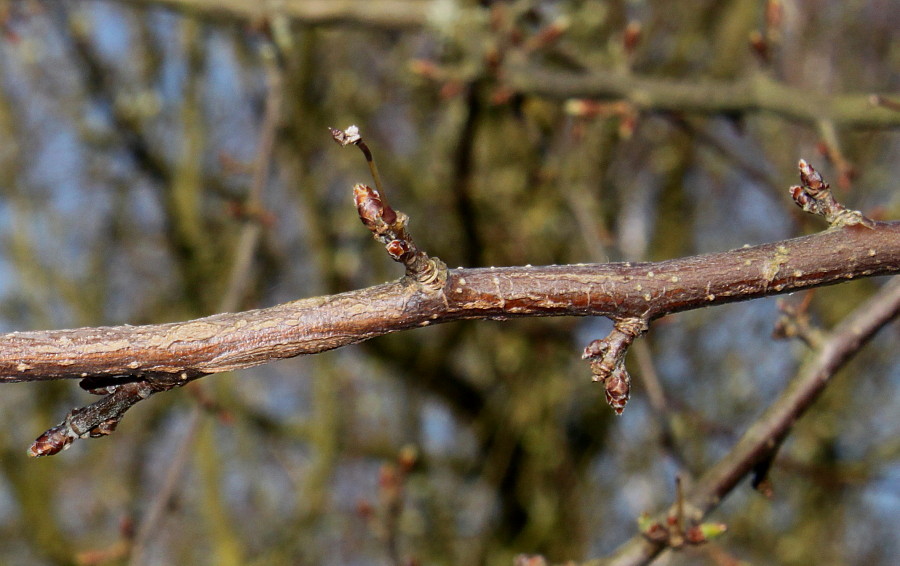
[329,124,361,146]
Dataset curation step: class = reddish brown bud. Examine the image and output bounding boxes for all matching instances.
[582,339,607,359]
[356,499,374,519]
[642,522,668,543]
[398,444,418,471]
[789,185,811,207]
[749,30,769,62]
[623,21,642,55]
[605,367,631,415]
[685,526,706,544]
[353,183,397,226]
[386,239,411,261]
[380,203,397,226]
[28,427,73,457]
[798,159,827,194]
[353,184,385,229]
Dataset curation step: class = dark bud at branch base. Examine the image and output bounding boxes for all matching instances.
[789,184,824,217]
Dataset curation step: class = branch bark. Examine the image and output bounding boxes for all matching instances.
[2,221,898,384]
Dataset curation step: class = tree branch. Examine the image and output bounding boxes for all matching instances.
[2,222,898,386]
[505,65,900,129]
[4,140,897,457]
[102,1,900,132]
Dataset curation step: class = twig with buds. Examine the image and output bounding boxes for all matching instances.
[330,126,447,290]
[29,373,197,457]
[639,476,728,548]
[789,159,875,228]
[582,317,649,415]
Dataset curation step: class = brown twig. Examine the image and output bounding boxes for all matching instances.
[28,376,192,457]
[583,317,649,414]
[331,125,448,289]
[2,223,894,383]
[7,219,897,455]
[5,149,900,456]
[789,159,875,228]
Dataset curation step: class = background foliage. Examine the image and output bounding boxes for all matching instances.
[0,1,897,565]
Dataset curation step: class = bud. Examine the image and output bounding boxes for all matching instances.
[582,339,607,359]
[749,30,769,62]
[386,239,411,261]
[353,184,397,229]
[623,21,642,55]
[605,367,631,415]
[28,427,73,457]
[353,184,382,229]
[798,159,827,195]
[398,444,418,471]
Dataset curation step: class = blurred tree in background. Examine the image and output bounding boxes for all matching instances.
[0,1,897,565]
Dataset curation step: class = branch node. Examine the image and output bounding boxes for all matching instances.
[582,316,649,414]
[790,159,874,229]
